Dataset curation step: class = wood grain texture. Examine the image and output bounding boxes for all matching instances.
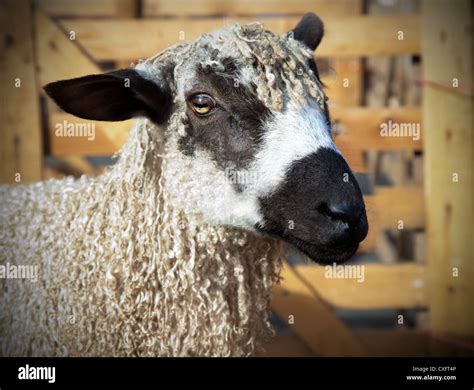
[144,0,364,17]
[333,107,423,150]
[295,263,427,309]
[421,0,474,337]
[271,261,370,356]
[60,15,420,61]
[0,0,43,183]
[38,0,138,17]
[361,186,425,252]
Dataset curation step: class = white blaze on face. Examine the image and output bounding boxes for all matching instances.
[248,100,337,198]
[207,100,337,230]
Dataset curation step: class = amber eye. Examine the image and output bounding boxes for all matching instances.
[188,93,216,116]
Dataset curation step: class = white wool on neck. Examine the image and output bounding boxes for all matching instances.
[0,120,284,357]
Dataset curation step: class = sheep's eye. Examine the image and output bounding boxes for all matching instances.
[188,93,216,116]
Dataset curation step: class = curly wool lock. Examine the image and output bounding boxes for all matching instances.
[0,22,325,356]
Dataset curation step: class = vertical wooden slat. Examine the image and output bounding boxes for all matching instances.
[0,0,43,184]
[421,0,473,337]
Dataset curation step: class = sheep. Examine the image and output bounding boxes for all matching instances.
[0,13,368,357]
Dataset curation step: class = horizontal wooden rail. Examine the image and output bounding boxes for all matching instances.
[47,113,131,156]
[333,107,423,150]
[295,263,427,309]
[143,0,364,17]
[366,186,425,229]
[60,15,420,61]
[40,0,371,18]
[39,0,366,18]
[38,0,137,17]
[361,186,425,251]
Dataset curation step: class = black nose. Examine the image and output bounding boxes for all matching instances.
[318,200,368,247]
[320,201,365,225]
[256,147,370,264]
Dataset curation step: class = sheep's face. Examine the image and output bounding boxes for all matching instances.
[44,13,367,264]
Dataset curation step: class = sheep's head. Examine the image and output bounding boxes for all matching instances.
[44,13,368,264]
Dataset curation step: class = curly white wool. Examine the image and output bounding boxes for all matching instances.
[0,121,283,356]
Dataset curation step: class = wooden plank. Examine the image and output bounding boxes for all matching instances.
[0,0,43,184]
[38,0,138,17]
[332,107,423,150]
[271,261,369,356]
[366,186,425,230]
[60,15,420,62]
[35,8,103,87]
[335,147,365,173]
[421,0,474,337]
[35,8,131,152]
[360,230,377,252]
[295,263,427,309]
[327,58,363,106]
[48,113,130,156]
[360,186,425,252]
[144,0,366,17]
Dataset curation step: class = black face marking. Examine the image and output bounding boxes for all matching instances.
[256,148,368,264]
[177,115,195,156]
[178,62,272,171]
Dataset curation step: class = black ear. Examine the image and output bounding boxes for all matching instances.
[43,69,172,124]
[291,12,324,51]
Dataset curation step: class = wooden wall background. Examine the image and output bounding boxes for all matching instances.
[0,0,472,356]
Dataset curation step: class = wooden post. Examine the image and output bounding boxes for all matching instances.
[0,0,43,184]
[421,0,473,337]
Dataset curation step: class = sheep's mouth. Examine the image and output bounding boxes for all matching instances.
[285,235,359,264]
[255,224,358,264]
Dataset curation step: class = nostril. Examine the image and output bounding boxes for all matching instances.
[318,201,364,224]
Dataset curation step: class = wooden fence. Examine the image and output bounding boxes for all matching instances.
[1,0,472,356]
